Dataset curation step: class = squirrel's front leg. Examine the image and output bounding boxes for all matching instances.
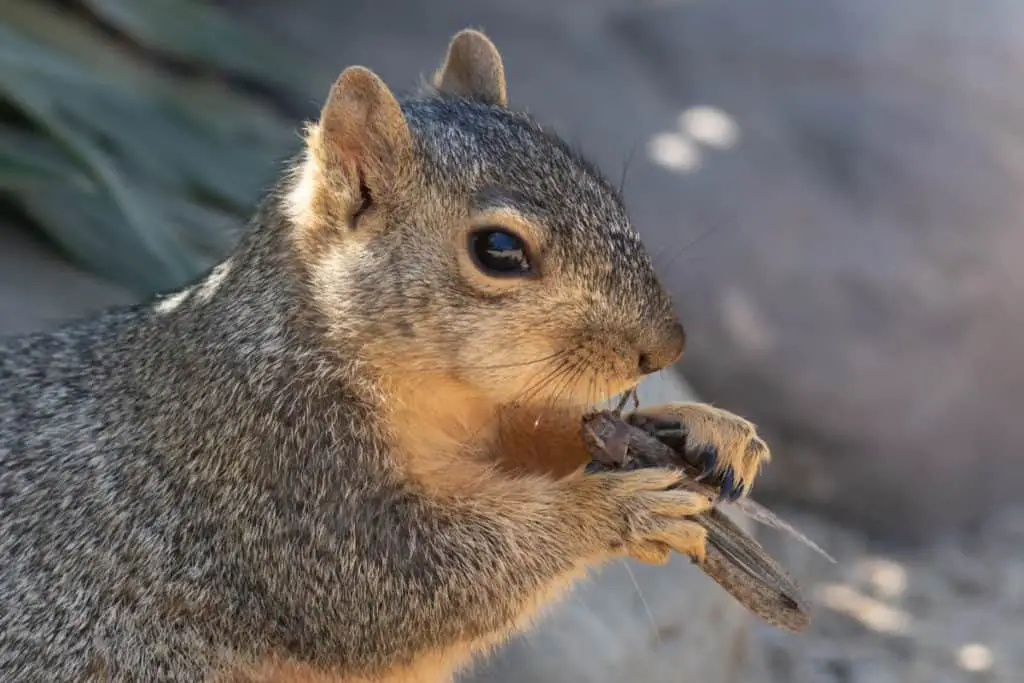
[628,402,771,501]
[357,465,713,683]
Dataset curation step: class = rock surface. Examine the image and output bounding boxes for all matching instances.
[744,506,1024,683]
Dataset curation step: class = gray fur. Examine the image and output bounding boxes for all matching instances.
[0,80,678,680]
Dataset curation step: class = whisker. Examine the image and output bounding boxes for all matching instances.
[618,136,641,200]
[559,354,592,410]
[541,357,581,409]
[598,378,614,411]
[623,561,661,645]
[450,350,569,373]
[521,353,583,424]
[586,369,599,412]
[613,390,632,414]
[513,355,573,408]
[379,351,573,383]
[652,214,737,274]
[546,357,581,412]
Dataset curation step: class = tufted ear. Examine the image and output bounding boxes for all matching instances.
[433,29,508,107]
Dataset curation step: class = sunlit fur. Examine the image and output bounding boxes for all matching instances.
[292,94,684,417]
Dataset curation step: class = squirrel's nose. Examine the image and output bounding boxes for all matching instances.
[637,321,686,375]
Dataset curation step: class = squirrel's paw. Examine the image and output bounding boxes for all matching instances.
[580,469,712,566]
[628,402,771,502]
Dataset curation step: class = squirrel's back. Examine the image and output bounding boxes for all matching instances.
[0,211,402,679]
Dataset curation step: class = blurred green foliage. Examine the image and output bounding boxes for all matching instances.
[0,0,329,294]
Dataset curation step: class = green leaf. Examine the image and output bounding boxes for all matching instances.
[15,186,220,293]
[78,0,329,101]
[0,1,311,294]
[0,125,95,193]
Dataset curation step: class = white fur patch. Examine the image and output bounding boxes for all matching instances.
[309,238,366,335]
[284,126,323,231]
[154,287,192,315]
[195,259,232,302]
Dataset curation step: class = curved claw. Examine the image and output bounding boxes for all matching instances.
[719,467,736,500]
[730,483,746,502]
[697,445,718,476]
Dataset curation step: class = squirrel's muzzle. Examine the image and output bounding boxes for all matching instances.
[637,321,686,376]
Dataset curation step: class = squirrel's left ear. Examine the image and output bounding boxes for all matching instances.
[433,29,508,107]
[318,66,413,184]
[287,67,413,237]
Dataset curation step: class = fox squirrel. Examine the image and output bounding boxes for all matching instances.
[0,28,770,683]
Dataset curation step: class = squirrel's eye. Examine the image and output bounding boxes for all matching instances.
[469,229,532,277]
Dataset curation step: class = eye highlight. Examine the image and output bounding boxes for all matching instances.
[468,228,533,277]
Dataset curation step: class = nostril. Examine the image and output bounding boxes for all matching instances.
[637,322,686,376]
[637,352,654,375]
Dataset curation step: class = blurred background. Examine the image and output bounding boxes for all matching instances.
[2,1,1022,681]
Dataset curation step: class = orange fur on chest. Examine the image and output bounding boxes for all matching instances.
[383,374,501,496]
[383,371,594,493]
[491,406,594,478]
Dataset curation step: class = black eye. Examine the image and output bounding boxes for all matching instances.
[469,229,533,276]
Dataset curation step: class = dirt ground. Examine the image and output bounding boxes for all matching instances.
[742,506,1024,683]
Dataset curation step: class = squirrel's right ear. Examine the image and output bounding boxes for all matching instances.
[312,66,413,213]
[433,29,508,107]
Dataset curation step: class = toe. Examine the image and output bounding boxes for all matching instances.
[648,520,708,564]
[642,415,684,432]
[640,490,714,517]
[696,445,718,476]
[629,541,672,565]
[747,436,771,463]
[654,427,688,449]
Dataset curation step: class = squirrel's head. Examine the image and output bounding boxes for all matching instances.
[284,29,684,410]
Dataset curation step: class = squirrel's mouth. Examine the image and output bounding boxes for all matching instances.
[510,374,641,414]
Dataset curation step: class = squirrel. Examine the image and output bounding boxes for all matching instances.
[0,28,770,683]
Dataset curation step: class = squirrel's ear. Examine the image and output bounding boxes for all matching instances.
[316,66,413,197]
[433,29,508,107]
